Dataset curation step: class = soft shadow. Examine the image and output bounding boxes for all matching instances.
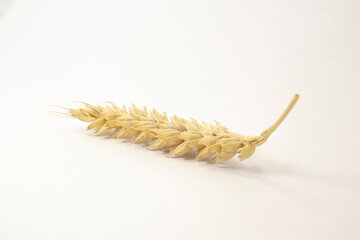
[212,155,357,182]
[0,0,15,19]
[88,132,360,209]
[88,131,359,187]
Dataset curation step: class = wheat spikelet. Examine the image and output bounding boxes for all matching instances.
[61,94,299,163]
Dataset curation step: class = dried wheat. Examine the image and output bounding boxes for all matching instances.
[61,94,299,163]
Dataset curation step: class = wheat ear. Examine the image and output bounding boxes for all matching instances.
[62,94,299,163]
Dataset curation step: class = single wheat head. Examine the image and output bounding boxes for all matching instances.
[59,94,299,163]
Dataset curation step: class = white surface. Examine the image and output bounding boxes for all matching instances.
[0,0,359,239]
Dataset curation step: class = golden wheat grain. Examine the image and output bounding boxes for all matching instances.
[61,94,299,163]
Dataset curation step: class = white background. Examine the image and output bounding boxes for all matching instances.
[0,0,359,239]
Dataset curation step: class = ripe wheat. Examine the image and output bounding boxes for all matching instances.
[60,94,299,163]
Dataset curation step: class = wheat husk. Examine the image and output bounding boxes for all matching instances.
[62,95,299,163]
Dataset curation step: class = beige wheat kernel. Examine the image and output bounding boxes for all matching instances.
[61,94,299,163]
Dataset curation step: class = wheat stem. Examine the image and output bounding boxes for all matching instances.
[257,94,299,145]
[267,94,299,133]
